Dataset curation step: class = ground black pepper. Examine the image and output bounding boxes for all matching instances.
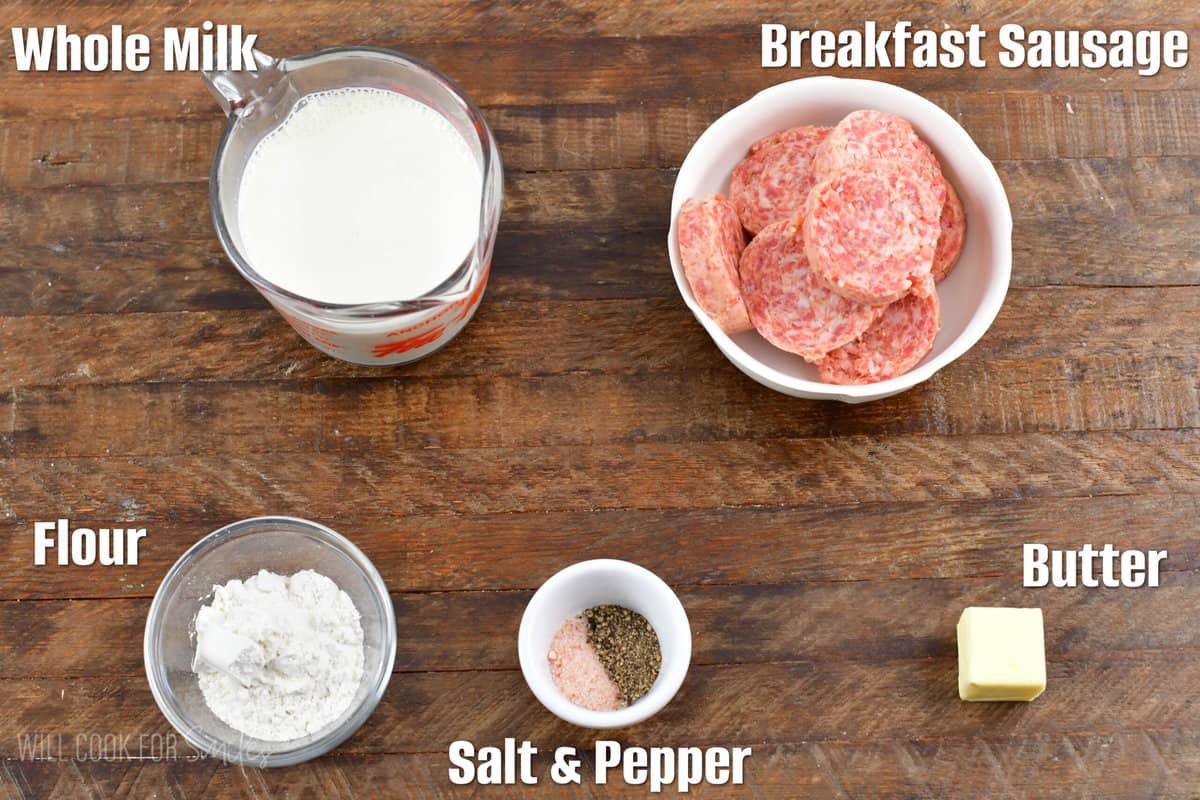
[584,605,662,704]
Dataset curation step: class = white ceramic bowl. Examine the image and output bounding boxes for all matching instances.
[668,77,1013,402]
[518,560,691,729]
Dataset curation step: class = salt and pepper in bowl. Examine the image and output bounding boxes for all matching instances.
[519,559,692,729]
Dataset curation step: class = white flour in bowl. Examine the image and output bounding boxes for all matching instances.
[192,569,364,741]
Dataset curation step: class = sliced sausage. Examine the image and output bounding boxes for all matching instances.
[676,194,753,334]
[748,126,820,156]
[932,178,967,283]
[814,110,947,208]
[803,161,941,305]
[729,126,829,234]
[818,276,942,385]
[739,220,883,363]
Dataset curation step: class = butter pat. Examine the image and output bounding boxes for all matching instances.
[957,607,1046,702]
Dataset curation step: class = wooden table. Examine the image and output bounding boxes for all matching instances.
[2,2,1198,797]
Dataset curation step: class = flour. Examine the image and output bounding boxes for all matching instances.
[193,569,364,741]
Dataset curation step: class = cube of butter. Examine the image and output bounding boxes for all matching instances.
[957,607,1046,701]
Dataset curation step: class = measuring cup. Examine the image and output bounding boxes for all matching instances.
[202,47,503,366]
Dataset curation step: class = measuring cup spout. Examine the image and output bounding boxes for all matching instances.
[202,49,279,116]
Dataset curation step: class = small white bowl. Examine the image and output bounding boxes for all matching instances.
[668,77,1013,403]
[518,560,691,729]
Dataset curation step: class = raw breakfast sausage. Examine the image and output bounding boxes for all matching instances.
[813,109,948,209]
[932,178,967,283]
[818,274,942,385]
[676,194,753,334]
[739,219,882,363]
[803,162,941,305]
[678,107,962,384]
[729,126,829,234]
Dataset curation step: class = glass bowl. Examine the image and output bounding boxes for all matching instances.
[144,516,396,767]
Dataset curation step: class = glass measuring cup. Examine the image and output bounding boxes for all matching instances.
[202,47,503,366]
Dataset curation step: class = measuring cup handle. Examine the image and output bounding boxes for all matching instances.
[202,49,279,116]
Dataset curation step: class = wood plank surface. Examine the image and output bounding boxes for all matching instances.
[3,32,1197,121]
[3,288,1200,386]
[0,493,1198,600]
[0,0,1197,797]
[2,737,1199,800]
[4,213,1200,320]
[4,92,1199,186]
[6,574,1200,677]
[4,430,1200,522]
[5,159,1199,241]
[2,353,1197,459]
[4,654,1200,753]
[4,1,1194,46]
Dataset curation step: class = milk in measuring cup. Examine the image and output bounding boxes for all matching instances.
[237,87,484,305]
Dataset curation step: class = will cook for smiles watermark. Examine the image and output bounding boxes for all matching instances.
[16,732,194,762]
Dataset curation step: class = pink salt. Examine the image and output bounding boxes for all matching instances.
[547,614,625,712]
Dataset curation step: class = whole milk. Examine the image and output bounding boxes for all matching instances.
[236,87,484,305]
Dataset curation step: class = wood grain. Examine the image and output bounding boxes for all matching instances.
[3,0,1194,49]
[2,288,1199,388]
[3,31,1197,122]
[3,215,1200,319]
[1,0,1198,796]
[4,160,1199,246]
[5,91,1199,189]
[4,653,1200,754]
[1,493,1198,600]
[3,431,1200,527]
[1,354,1197,460]
[6,574,1200,677]
[3,735,1200,800]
